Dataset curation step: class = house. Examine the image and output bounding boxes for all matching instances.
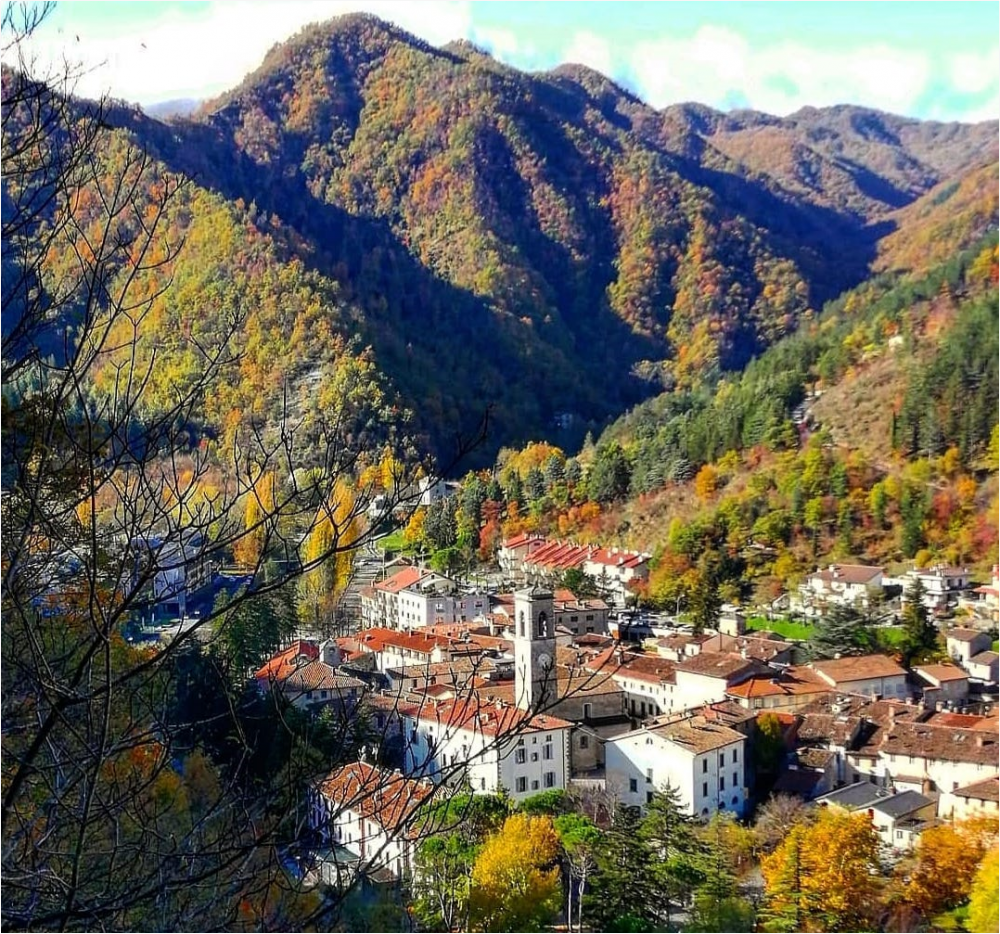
[400,697,573,801]
[937,776,1000,821]
[815,782,937,852]
[772,747,839,799]
[255,640,366,712]
[808,654,909,699]
[699,632,797,666]
[606,712,748,817]
[877,719,999,794]
[310,761,435,884]
[580,547,651,605]
[798,564,884,615]
[967,565,999,622]
[913,664,969,705]
[359,567,487,630]
[418,476,449,506]
[905,565,971,613]
[497,532,546,575]
[726,668,831,711]
[967,651,999,684]
[672,652,772,712]
[352,627,481,672]
[945,628,992,665]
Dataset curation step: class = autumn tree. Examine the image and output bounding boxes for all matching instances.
[902,817,996,917]
[0,8,485,928]
[468,813,562,932]
[967,843,1000,934]
[761,809,881,932]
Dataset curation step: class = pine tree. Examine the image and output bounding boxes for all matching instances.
[584,805,655,930]
[901,578,937,661]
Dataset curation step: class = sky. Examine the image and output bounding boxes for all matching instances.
[8,1,999,122]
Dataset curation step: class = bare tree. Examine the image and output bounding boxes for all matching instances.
[0,5,491,929]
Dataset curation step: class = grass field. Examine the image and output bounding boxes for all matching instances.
[746,616,815,641]
[377,529,412,554]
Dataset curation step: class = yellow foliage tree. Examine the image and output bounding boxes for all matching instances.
[469,813,561,932]
[968,843,999,934]
[403,507,427,546]
[233,470,277,569]
[904,816,998,917]
[298,479,361,624]
[761,809,880,932]
[694,463,719,502]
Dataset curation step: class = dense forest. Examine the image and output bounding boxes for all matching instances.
[75,12,998,463]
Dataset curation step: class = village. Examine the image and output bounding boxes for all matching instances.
[212,522,1000,892]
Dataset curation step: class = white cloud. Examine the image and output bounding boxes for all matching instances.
[628,25,934,117]
[562,30,614,79]
[949,50,999,96]
[473,25,519,60]
[15,1,473,104]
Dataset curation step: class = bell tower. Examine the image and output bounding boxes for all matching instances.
[513,586,556,711]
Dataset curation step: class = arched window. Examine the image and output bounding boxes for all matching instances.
[537,611,547,638]
[732,795,739,807]
[519,611,526,638]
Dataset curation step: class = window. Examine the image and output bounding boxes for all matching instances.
[732,795,739,807]
[719,753,725,767]
[629,778,638,793]
[896,830,903,840]
[720,776,725,791]
[733,772,739,788]
[531,752,539,762]
[702,759,708,774]
[544,745,553,760]
[305,691,313,701]
[532,780,540,790]
[537,611,547,637]
[570,615,579,623]
[583,703,593,720]
[646,768,653,785]
[732,749,738,763]
[516,777,527,793]
[579,734,589,749]
[480,777,486,790]
[586,626,594,633]
[702,782,708,797]
[544,772,556,789]
[515,748,526,764]
[647,791,654,804]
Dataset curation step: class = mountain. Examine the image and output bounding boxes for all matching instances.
[143,98,201,120]
[88,15,996,463]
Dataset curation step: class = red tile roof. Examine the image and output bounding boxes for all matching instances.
[373,566,428,594]
[405,695,573,737]
[952,776,999,803]
[317,762,435,835]
[255,640,318,682]
[914,663,969,684]
[810,654,906,685]
[585,547,648,570]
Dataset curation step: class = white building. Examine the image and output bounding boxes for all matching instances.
[938,776,1000,821]
[945,628,993,666]
[815,783,937,853]
[606,713,748,817]
[400,698,572,801]
[310,761,435,883]
[905,565,971,613]
[967,651,999,684]
[808,654,909,699]
[797,564,884,615]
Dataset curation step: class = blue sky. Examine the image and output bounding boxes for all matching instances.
[11,1,999,121]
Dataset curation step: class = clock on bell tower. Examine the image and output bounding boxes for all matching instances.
[513,585,556,712]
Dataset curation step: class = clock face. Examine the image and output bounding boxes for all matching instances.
[537,653,552,670]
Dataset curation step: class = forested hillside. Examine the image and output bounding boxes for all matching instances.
[82,13,996,463]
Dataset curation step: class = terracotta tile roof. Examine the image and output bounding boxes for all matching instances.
[501,532,543,550]
[675,651,766,681]
[810,654,906,685]
[701,633,795,661]
[726,669,828,700]
[317,762,434,835]
[808,564,884,585]
[946,628,987,643]
[283,661,366,694]
[407,695,573,737]
[880,722,999,766]
[585,547,649,570]
[914,663,969,684]
[356,627,458,655]
[646,715,746,754]
[255,640,318,682]
[970,650,999,666]
[526,540,591,571]
[952,776,999,802]
[373,566,428,594]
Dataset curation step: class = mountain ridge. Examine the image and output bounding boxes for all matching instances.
[88,13,998,463]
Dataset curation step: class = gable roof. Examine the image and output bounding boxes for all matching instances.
[675,651,766,681]
[810,654,906,685]
[373,566,430,594]
[808,564,884,585]
[644,715,746,754]
[952,776,999,803]
[970,650,999,666]
[255,640,319,682]
[946,628,988,643]
[914,663,969,684]
[316,762,435,835]
[282,661,366,695]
